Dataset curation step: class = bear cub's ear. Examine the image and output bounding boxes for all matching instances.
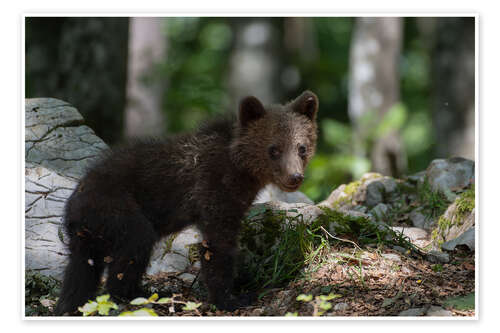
[239,96,266,127]
[291,90,319,121]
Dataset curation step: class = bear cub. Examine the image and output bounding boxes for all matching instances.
[55,91,319,315]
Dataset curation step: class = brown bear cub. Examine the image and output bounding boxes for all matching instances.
[55,91,319,315]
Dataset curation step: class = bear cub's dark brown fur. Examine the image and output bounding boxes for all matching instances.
[55,91,319,315]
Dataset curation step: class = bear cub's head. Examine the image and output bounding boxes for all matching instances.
[231,90,318,192]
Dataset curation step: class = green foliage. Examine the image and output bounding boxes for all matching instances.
[163,18,233,133]
[456,186,475,216]
[418,179,450,219]
[119,308,158,317]
[25,271,60,316]
[78,294,118,316]
[293,293,342,316]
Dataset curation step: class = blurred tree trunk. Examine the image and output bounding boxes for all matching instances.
[348,17,406,177]
[430,17,475,160]
[124,18,167,138]
[227,18,281,106]
[25,17,129,144]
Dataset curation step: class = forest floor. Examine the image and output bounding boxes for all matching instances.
[26,242,475,317]
[135,244,475,317]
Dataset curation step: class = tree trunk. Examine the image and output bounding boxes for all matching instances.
[25,17,129,144]
[124,17,167,138]
[348,17,406,177]
[431,17,475,160]
[227,18,281,106]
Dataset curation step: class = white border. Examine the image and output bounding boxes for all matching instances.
[19,11,479,325]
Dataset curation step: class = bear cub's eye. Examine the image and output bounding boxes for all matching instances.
[268,145,281,160]
[298,144,307,157]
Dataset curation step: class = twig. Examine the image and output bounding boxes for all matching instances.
[320,226,363,252]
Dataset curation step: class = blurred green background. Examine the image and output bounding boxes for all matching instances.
[25,17,475,202]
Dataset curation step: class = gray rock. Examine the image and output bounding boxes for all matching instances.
[409,209,435,230]
[381,253,402,262]
[426,158,474,200]
[364,181,385,208]
[254,184,314,204]
[178,273,197,284]
[371,203,389,220]
[25,98,108,279]
[25,98,108,180]
[431,196,475,251]
[425,306,453,316]
[171,227,202,257]
[398,308,426,316]
[25,164,75,280]
[147,253,189,275]
[407,171,426,185]
[317,184,349,208]
[334,302,349,311]
[426,250,450,264]
[441,227,475,251]
[391,227,430,248]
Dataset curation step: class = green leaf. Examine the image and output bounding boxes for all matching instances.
[319,301,332,311]
[182,301,202,311]
[119,308,158,316]
[319,293,342,301]
[130,297,149,305]
[156,297,172,304]
[78,301,98,316]
[285,312,298,317]
[95,294,110,303]
[148,293,159,302]
[296,294,313,302]
[96,302,118,316]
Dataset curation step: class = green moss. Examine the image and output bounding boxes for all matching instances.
[437,216,453,230]
[456,186,475,216]
[344,180,361,196]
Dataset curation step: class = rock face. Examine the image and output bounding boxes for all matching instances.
[25,98,108,280]
[426,157,474,201]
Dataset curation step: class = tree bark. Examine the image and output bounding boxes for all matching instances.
[124,17,167,138]
[227,18,281,106]
[431,17,475,160]
[348,17,406,177]
[25,17,129,144]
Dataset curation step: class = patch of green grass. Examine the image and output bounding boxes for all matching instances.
[418,179,449,219]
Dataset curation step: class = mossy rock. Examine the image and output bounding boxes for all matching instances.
[430,187,475,251]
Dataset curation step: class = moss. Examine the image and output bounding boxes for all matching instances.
[344,180,361,196]
[456,186,475,216]
[437,216,453,231]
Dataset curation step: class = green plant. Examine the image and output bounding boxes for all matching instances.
[417,180,449,219]
[124,293,202,316]
[25,271,61,316]
[78,294,118,316]
[291,293,342,316]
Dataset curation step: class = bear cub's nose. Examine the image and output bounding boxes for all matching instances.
[288,173,304,186]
